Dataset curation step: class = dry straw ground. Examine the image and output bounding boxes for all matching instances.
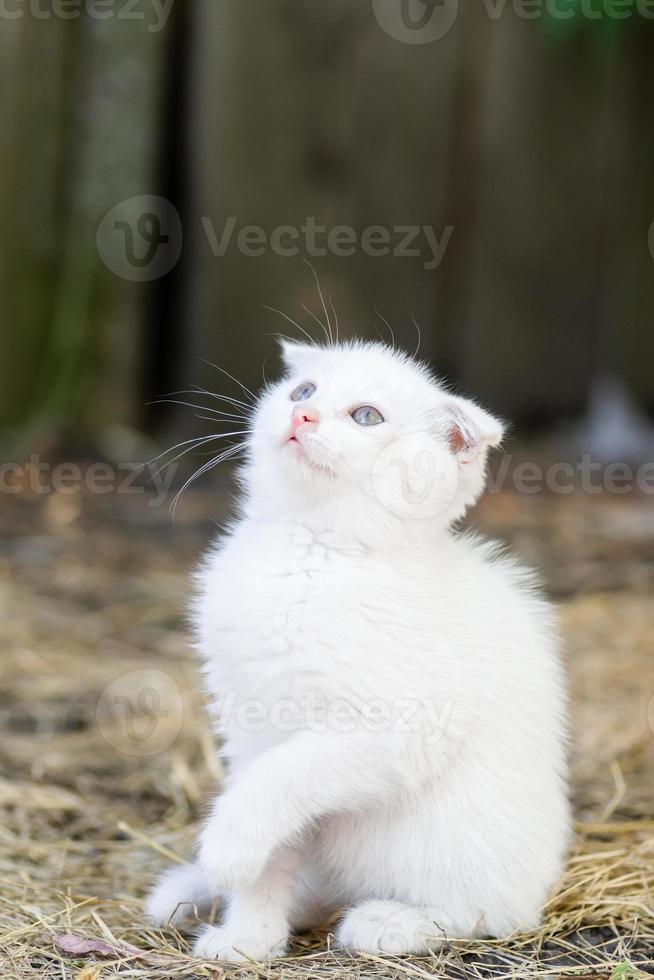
[1,476,653,979]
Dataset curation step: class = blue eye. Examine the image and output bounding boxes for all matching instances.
[351,405,384,426]
[290,382,316,402]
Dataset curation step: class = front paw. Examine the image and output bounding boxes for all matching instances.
[198,810,269,892]
[193,923,288,962]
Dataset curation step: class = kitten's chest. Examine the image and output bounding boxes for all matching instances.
[198,522,460,765]
[199,522,415,688]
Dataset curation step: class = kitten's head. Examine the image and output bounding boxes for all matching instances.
[242,340,503,531]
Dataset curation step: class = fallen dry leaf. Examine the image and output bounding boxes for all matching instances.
[53,933,174,968]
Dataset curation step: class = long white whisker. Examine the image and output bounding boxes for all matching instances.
[149,426,252,480]
[171,443,247,519]
[263,306,318,347]
[144,434,225,471]
[194,414,253,431]
[298,301,330,345]
[173,442,245,502]
[372,323,386,345]
[154,398,246,423]
[190,441,249,458]
[186,428,250,441]
[411,310,422,359]
[328,294,339,344]
[149,434,231,479]
[374,306,395,349]
[303,259,334,345]
[199,358,257,404]
[163,387,251,411]
[303,259,333,344]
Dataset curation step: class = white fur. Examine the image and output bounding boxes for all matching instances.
[145,862,215,927]
[146,340,570,961]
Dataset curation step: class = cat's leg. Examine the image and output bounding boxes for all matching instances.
[198,731,434,894]
[288,867,342,933]
[145,862,216,928]
[193,845,300,962]
[337,899,472,954]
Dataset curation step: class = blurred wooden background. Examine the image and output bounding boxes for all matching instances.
[2,0,654,450]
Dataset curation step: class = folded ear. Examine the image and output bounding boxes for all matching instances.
[442,395,505,462]
[277,339,315,375]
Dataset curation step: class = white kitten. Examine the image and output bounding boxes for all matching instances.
[146,340,570,961]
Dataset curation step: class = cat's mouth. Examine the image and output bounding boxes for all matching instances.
[286,433,307,456]
[286,423,312,452]
[284,429,304,453]
[284,430,335,475]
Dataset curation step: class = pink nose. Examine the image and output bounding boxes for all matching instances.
[290,404,320,436]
